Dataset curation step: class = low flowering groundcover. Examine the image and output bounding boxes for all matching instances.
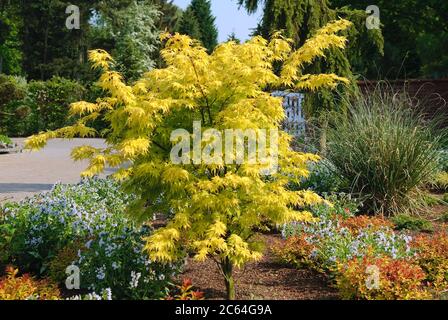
[0,178,182,300]
[280,206,414,272]
[275,199,448,299]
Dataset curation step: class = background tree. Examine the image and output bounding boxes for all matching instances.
[226,32,241,44]
[332,0,448,79]
[0,5,22,75]
[334,7,384,79]
[238,0,384,153]
[0,0,174,81]
[175,6,202,41]
[92,0,161,81]
[189,0,218,52]
[8,0,97,80]
[26,20,353,299]
[150,0,182,33]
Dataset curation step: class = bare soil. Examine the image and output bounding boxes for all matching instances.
[179,234,339,300]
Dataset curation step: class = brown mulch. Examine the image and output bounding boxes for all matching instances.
[179,234,339,300]
[415,199,448,233]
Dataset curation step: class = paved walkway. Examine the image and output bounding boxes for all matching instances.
[0,138,110,203]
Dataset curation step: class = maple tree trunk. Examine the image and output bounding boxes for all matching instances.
[221,257,235,300]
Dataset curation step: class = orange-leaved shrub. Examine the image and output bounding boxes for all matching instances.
[335,256,430,300]
[340,216,394,235]
[165,279,205,300]
[0,266,60,300]
[47,239,86,284]
[411,232,448,292]
[271,235,316,269]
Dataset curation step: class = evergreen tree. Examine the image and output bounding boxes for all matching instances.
[0,7,22,75]
[150,0,183,33]
[226,32,241,44]
[189,0,218,52]
[10,0,96,80]
[0,0,169,81]
[176,6,202,41]
[332,0,448,79]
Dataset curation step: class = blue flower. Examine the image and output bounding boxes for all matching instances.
[96,266,106,280]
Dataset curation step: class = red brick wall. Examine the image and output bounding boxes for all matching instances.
[358,79,448,124]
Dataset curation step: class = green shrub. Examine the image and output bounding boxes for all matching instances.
[308,193,361,220]
[0,209,14,271]
[0,134,12,145]
[0,74,27,109]
[1,76,86,136]
[25,77,86,134]
[1,178,180,299]
[436,149,448,172]
[326,90,444,215]
[429,172,448,192]
[440,211,448,222]
[0,75,28,135]
[0,77,110,137]
[299,159,347,193]
[391,214,434,233]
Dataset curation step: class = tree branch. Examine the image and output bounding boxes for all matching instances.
[188,55,213,125]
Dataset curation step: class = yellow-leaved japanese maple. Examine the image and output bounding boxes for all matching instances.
[26,19,351,299]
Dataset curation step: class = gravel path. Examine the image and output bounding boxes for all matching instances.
[0,138,112,203]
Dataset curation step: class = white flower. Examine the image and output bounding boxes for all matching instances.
[129,271,141,289]
[104,288,112,300]
[86,292,102,300]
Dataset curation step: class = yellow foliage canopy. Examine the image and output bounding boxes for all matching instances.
[25,19,352,268]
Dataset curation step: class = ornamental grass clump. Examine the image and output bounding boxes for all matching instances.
[25,19,353,299]
[326,87,445,215]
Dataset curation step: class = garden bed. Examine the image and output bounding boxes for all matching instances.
[2,178,448,300]
[0,145,21,154]
[0,136,20,154]
[180,234,339,300]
